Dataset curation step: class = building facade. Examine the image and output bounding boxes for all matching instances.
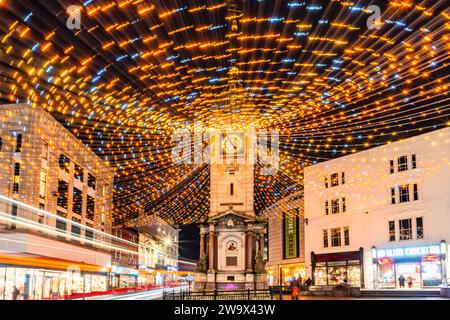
[304,127,450,289]
[0,104,114,299]
[137,216,180,286]
[195,131,267,291]
[264,192,306,286]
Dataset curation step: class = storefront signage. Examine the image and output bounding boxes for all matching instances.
[376,244,441,259]
[111,265,139,276]
[283,209,298,259]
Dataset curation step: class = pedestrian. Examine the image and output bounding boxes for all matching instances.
[407,276,413,288]
[12,286,20,300]
[305,277,313,287]
[398,275,406,288]
[291,276,301,300]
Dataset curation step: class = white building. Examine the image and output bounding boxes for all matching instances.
[304,127,450,289]
[137,216,179,285]
[0,104,114,299]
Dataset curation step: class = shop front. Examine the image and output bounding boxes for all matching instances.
[278,263,306,286]
[109,265,139,288]
[0,262,108,300]
[372,242,447,289]
[311,248,364,288]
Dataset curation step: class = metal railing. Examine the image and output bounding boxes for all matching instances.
[163,288,274,300]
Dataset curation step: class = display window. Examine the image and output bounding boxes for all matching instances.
[314,263,327,285]
[279,263,305,286]
[421,261,442,287]
[378,264,396,288]
[395,263,421,289]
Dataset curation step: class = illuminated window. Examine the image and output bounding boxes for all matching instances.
[57,179,69,209]
[41,141,48,160]
[399,218,412,241]
[13,162,20,194]
[59,154,70,173]
[397,155,408,172]
[389,160,395,174]
[88,173,96,190]
[391,187,396,204]
[331,173,339,187]
[15,133,22,152]
[86,195,95,220]
[389,221,395,242]
[324,176,328,188]
[39,169,47,199]
[416,217,423,239]
[331,199,339,214]
[343,227,350,246]
[74,163,84,182]
[331,228,341,247]
[72,187,83,215]
[413,183,419,201]
[322,230,328,248]
[399,185,409,203]
[411,154,417,169]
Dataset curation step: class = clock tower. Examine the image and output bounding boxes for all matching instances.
[195,130,267,291]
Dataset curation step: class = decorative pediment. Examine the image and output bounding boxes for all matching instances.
[208,210,254,226]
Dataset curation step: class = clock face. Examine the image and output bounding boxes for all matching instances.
[223,134,243,154]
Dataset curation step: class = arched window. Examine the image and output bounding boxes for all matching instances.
[230,183,234,196]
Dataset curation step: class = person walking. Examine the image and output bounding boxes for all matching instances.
[407,276,413,288]
[291,276,301,300]
[12,286,20,300]
[398,275,406,288]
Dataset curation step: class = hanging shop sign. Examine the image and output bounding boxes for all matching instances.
[283,208,299,259]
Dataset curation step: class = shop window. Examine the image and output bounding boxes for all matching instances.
[331,173,339,187]
[416,217,423,239]
[86,195,95,221]
[342,197,346,213]
[325,201,329,215]
[13,162,20,194]
[390,187,396,204]
[397,155,408,172]
[39,169,47,199]
[322,230,328,248]
[411,154,417,169]
[399,185,409,203]
[399,218,412,241]
[331,199,339,214]
[74,163,84,182]
[59,154,70,173]
[88,173,96,190]
[388,221,396,241]
[331,228,341,247]
[324,176,328,188]
[343,227,350,246]
[57,179,69,209]
[413,184,419,201]
[389,160,395,174]
[341,172,345,185]
[72,187,83,215]
[15,133,22,152]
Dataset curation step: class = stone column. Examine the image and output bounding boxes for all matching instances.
[246,225,254,272]
[199,230,205,259]
[259,231,265,257]
[208,224,215,272]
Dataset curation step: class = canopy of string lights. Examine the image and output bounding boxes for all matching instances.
[0,0,448,226]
